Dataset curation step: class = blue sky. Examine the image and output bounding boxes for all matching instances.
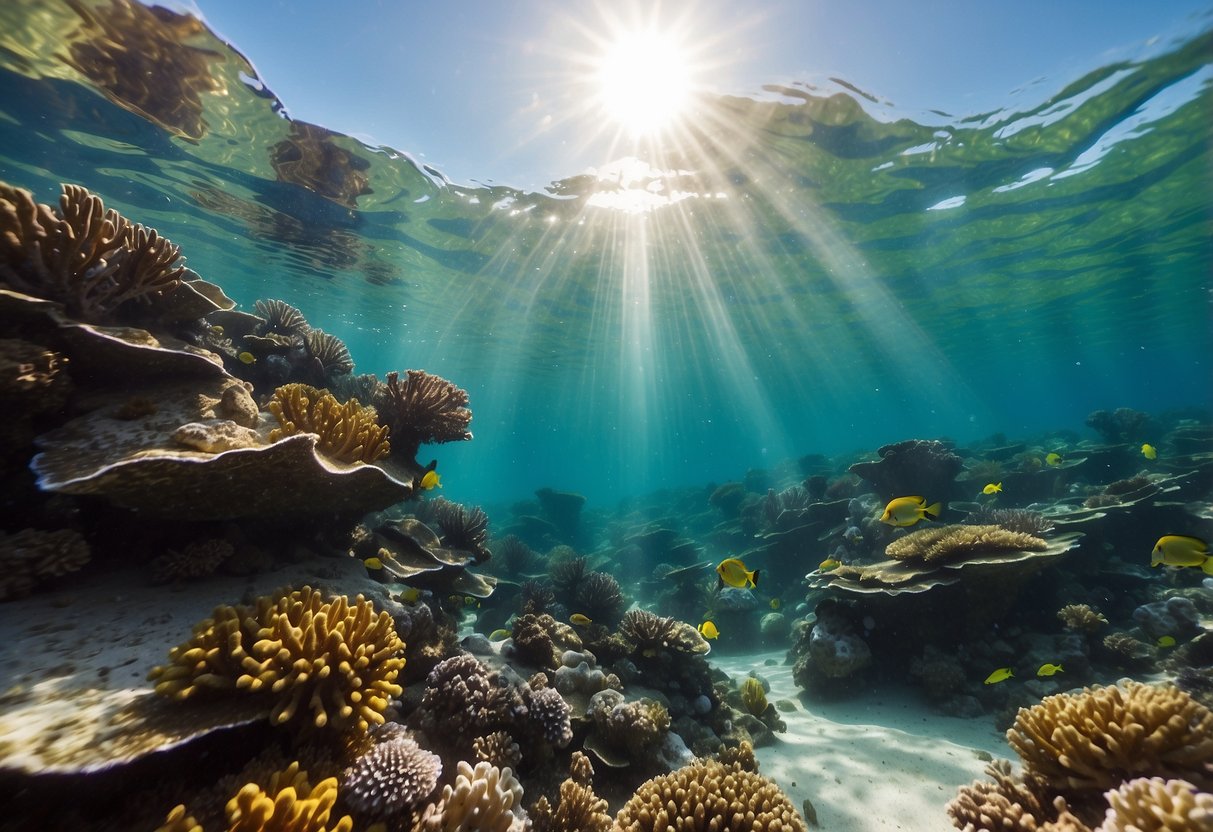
[188,0,1210,192]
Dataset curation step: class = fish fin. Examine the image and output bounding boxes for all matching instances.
[751,570,760,588]
[1203,557,1213,576]
[924,502,942,518]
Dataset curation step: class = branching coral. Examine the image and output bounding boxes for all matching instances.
[0,182,187,322]
[374,369,472,461]
[1058,604,1108,634]
[148,586,405,732]
[946,760,1065,832]
[575,571,625,623]
[267,383,390,465]
[473,731,522,771]
[148,538,234,584]
[0,527,90,600]
[419,497,490,561]
[530,752,611,832]
[590,692,670,758]
[1006,681,1213,794]
[886,524,1048,564]
[420,761,526,832]
[226,762,353,832]
[341,732,442,816]
[416,654,527,739]
[1099,777,1213,832]
[527,685,574,748]
[613,747,806,832]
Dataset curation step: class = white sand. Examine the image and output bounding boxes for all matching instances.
[713,652,1007,831]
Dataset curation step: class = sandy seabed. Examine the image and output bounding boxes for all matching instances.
[714,651,1006,832]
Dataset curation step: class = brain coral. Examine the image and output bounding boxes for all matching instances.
[268,383,390,465]
[1007,681,1213,793]
[341,733,442,816]
[149,586,405,732]
[614,750,806,832]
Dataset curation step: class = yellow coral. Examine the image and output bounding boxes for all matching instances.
[740,677,770,717]
[886,524,1047,564]
[156,805,204,832]
[226,763,353,832]
[1007,681,1213,793]
[268,383,390,464]
[1100,777,1213,832]
[149,586,405,732]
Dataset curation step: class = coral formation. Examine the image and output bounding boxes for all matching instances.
[575,571,625,624]
[1085,407,1153,443]
[964,507,1055,535]
[420,760,526,832]
[304,329,354,378]
[473,731,523,771]
[620,609,710,655]
[529,752,611,832]
[267,383,391,465]
[254,298,310,337]
[420,497,491,561]
[1058,604,1108,634]
[148,538,234,584]
[849,438,963,502]
[375,369,473,462]
[0,527,90,600]
[588,689,671,760]
[226,762,353,832]
[341,731,442,816]
[886,524,1048,564]
[946,759,1059,832]
[149,587,405,732]
[1099,777,1213,832]
[739,677,770,717]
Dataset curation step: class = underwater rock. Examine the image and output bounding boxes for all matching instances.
[1132,596,1201,641]
[171,419,260,452]
[759,612,789,644]
[799,604,871,684]
[849,438,963,503]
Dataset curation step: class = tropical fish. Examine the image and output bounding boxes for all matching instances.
[716,557,758,588]
[1037,663,1064,677]
[237,351,256,365]
[879,496,942,527]
[208,324,224,336]
[420,470,442,490]
[1141,443,1157,460]
[363,557,383,571]
[982,483,1002,495]
[1157,635,1176,648]
[1151,535,1212,574]
[570,613,592,626]
[769,598,781,610]
[398,587,423,603]
[818,557,841,571]
[984,667,1014,685]
[489,629,511,641]
[698,620,719,639]
[1045,452,1062,466]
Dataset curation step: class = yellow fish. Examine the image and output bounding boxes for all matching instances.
[984,667,1014,685]
[208,324,224,336]
[1158,635,1176,648]
[398,587,423,603]
[488,629,511,641]
[818,557,841,571]
[1037,663,1064,677]
[716,558,759,588]
[1045,452,1062,466]
[570,613,592,626]
[363,557,383,571]
[1141,443,1157,460]
[420,470,442,490]
[237,351,256,365]
[698,620,719,639]
[982,483,1002,495]
[879,496,942,527]
[769,598,781,610]
[1151,535,1212,574]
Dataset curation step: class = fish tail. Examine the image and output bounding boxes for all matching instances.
[750,569,760,588]
[1203,556,1213,576]
[923,502,942,519]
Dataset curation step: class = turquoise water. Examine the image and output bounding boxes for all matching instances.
[0,1,1210,507]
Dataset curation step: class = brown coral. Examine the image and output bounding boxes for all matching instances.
[148,538,234,584]
[254,298,310,337]
[1099,777,1213,832]
[268,383,390,465]
[375,369,472,462]
[739,677,770,717]
[0,527,90,600]
[1006,681,1213,794]
[619,608,710,655]
[420,760,525,832]
[148,586,405,733]
[1058,604,1108,634]
[946,760,1062,832]
[613,749,806,832]
[304,329,354,377]
[418,497,490,561]
[473,731,522,771]
[530,752,611,832]
[886,524,1048,564]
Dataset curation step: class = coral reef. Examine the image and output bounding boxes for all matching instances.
[1085,407,1153,443]
[964,507,1055,536]
[267,383,391,465]
[529,752,611,832]
[149,586,405,732]
[848,438,963,502]
[341,730,442,816]
[587,689,671,760]
[0,527,90,600]
[473,731,523,771]
[420,760,526,832]
[574,571,626,624]
[254,299,310,337]
[148,538,234,584]
[1058,604,1108,634]
[418,497,491,561]
[946,759,1062,832]
[304,329,354,378]
[1099,777,1213,832]
[886,524,1048,564]
[375,369,473,463]
[1132,596,1200,641]
[619,609,710,655]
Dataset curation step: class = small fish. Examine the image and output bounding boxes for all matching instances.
[1157,635,1177,648]
[1045,452,1062,466]
[984,667,1014,685]
[398,587,423,603]
[1151,535,1212,574]
[363,557,383,571]
[1141,443,1157,460]
[420,470,442,490]
[698,620,719,639]
[716,557,759,588]
[569,613,592,626]
[237,351,257,365]
[1037,663,1064,677]
[208,324,224,336]
[818,557,841,571]
[879,496,942,527]
[769,598,781,610]
[488,629,511,642]
[982,482,1002,495]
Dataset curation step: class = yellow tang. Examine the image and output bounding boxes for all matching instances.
[420,470,442,490]
[237,351,256,365]
[1157,635,1176,648]
[488,629,511,642]
[698,620,719,639]
[769,598,781,610]
[1036,663,1064,677]
[363,557,383,571]
[398,587,423,603]
[1141,443,1157,460]
[982,482,1002,495]
[983,667,1014,685]
[1045,452,1062,466]
[1151,535,1212,574]
[818,557,841,571]
[569,613,592,626]
[716,557,758,588]
[879,496,942,527]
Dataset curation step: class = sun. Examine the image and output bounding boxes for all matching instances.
[595,28,694,137]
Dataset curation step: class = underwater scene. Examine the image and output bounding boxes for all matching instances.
[0,0,1211,830]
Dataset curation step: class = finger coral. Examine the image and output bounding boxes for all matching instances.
[946,760,1059,832]
[420,760,526,832]
[0,527,90,600]
[1099,777,1213,832]
[613,748,806,832]
[530,752,611,832]
[148,586,405,733]
[341,732,442,816]
[226,762,353,832]
[375,369,472,462]
[268,383,390,465]
[886,524,1048,564]
[1006,681,1213,794]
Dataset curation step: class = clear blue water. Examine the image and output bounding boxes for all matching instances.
[0,1,1209,508]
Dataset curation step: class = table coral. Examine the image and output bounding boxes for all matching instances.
[149,586,405,733]
[268,382,391,465]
